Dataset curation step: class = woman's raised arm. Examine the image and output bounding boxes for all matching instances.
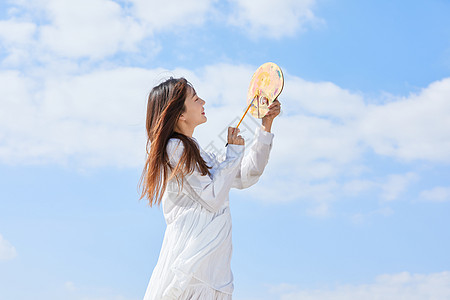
[167,139,245,212]
[231,126,274,189]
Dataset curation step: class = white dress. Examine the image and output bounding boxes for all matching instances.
[143,127,274,300]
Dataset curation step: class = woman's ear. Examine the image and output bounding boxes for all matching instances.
[178,113,186,121]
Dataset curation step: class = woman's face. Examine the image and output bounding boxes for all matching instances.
[181,86,207,127]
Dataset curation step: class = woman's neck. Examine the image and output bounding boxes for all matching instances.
[174,123,194,137]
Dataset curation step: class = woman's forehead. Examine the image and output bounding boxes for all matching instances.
[187,85,197,96]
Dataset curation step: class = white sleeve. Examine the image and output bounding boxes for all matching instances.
[232,126,274,189]
[166,139,245,212]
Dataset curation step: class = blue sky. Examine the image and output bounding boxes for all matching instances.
[1,0,450,299]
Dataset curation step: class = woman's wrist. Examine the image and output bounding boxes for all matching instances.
[261,118,273,132]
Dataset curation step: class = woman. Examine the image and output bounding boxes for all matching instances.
[140,77,280,299]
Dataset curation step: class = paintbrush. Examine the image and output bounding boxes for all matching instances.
[225,94,257,147]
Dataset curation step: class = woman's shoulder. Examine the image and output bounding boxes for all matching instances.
[167,136,203,153]
[166,138,184,156]
[167,137,182,147]
[167,137,216,167]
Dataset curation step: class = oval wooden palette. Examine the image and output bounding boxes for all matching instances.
[247,62,284,119]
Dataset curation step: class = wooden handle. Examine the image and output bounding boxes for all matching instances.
[225,94,257,147]
[236,93,257,129]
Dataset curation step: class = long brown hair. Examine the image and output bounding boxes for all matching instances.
[139,77,211,206]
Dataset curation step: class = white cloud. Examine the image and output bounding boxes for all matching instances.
[341,172,419,202]
[360,78,450,163]
[0,64,251,167]
[342,179,376,196]
[39,0,145,59]
[0,234,18,261]
[420,186,450,202]
[228,0,323,38]
[0,67,154,167]
[283,76,366,119]
[1,63,450,210]
[65,281,77,292]
[1,0,215,61]
[351,207,394,224]
[0,19,36,45]
[245,75,450,206]
[129,0,214,30]
[306,201,331,218]
[274,271,450,300]
[0,18,37,65]
[380,172,419,201]
[0,0,325,62]
[280,75,450,167]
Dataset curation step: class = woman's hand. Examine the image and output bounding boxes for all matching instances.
[227,127,245,145]
[262,99,281,132]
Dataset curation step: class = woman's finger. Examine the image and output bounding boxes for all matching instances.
[268,101,280,109]
[233,128,239,137]
[228,127,240,140]
[228,127,238,136]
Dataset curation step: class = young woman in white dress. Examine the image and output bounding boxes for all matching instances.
[140,77,280,299]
